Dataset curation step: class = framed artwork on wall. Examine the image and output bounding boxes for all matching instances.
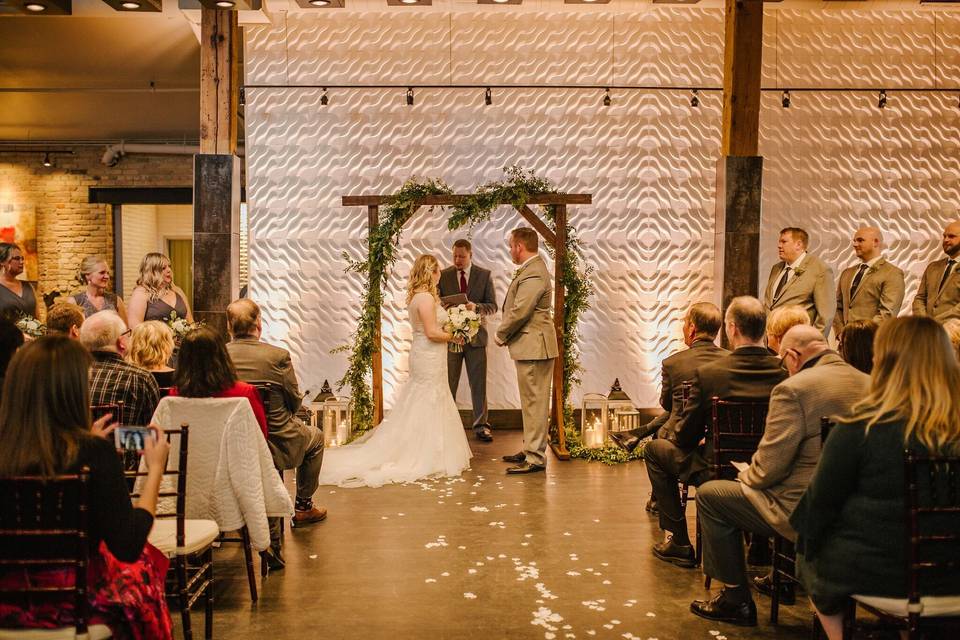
[0,202,38,281]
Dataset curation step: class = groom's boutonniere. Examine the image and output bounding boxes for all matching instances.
[793,266,805,277]
[867,264,880,275]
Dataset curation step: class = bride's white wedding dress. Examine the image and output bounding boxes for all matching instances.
[317,292,473,488]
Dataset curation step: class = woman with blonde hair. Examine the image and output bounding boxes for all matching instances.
[67,255,127,319]
[126,320,176,388]
[765,304,810,355]
[317,253,471,488]
[942,318,960,361]
[790,316,960,639]
[126,253,193,330]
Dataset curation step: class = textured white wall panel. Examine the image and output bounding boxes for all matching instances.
[245,6,960,410]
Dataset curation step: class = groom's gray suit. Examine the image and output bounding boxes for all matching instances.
[496,255,558,466]
[438,264,498,432]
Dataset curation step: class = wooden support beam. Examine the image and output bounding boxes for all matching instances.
[515,204,557,249]
[200,8,239,154]
[721,0,764,157]
[368,205,385,426]
[341,194,592,207]
[550,205,569,460]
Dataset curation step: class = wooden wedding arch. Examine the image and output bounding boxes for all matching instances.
[342,192,592,460]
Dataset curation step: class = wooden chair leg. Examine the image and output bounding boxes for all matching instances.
[240,526,259,603]
[810,613,822,640]
[841,599,856,640]
[176,556,193,640]
[771,536,782,624]
[204,549,213,640]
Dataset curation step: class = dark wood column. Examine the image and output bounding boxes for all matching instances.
[194,8,240,335]
[715,0,765,321]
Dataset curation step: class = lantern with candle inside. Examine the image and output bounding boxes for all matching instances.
[580,393,608,448]
[606,378,638,433]
[321,396,352,447]
[309,380,334,432]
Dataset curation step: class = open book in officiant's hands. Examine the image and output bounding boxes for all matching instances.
[440,293,469,308]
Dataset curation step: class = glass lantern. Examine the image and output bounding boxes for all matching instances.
[321,397,352,447]
[606,378,638,433]
[580,393,608,448]
[309,380,335,430]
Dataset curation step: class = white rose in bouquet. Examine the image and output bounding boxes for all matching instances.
[443,304,481,353]
[16,315,46,339]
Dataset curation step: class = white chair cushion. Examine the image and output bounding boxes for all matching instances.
[853,593,960,618]
[0,624,112,639]
[148,519,220,558]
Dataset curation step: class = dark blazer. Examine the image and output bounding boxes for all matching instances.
[226,338,313,470]
[643,339,729,438]
[438,265,497,347]
[670,346,787,481]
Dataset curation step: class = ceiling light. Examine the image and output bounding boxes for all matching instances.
[878,89,887,109]
[24,2,46,10]
[215,0,234,6]
[690,89,699,108]
[484,87,492,106]
[478,0,521,4]
[309,0,330,3]
[406,87,414,106]
[121,1,140,7]
[387,0,431,4]
[781,90,790,108]
[602,88,611,107]
[42,153,52,168]
[321,87,329,106]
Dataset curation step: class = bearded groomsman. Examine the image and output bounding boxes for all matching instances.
[438,239,498,442]
[912,221,960,322]
[833,226,905,336]
[763,227,835,337]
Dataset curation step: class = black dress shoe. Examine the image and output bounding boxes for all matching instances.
[609,431,641,453]
[259,547,285,572]
[690,590,758,626]
[506,462,546,475]
[475,426,493,442]
[652,538,696,568]
[753,573,796,605]
[502,452,526,463]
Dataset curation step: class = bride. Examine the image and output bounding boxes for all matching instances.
[317,254,473,488]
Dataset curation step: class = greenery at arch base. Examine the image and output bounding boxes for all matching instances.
[336,166,643,464]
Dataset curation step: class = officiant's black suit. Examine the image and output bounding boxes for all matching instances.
[439,265,498,435]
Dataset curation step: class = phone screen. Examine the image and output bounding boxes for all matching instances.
[114,426,151,452]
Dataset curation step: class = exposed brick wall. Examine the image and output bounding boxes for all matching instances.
[0,147,193,301]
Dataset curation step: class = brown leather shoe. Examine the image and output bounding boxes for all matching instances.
[293,506,328,526]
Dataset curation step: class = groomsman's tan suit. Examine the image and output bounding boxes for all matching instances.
[912,257,960,322]
[833,257,905,335]
[763,254,835,337]
[496,255,558,467]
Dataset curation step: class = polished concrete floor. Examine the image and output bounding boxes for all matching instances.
[205,432,814,640]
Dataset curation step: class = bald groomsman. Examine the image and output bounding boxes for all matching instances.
[912,221,960,322]
[833,226,905,336]
[763,227,835,337]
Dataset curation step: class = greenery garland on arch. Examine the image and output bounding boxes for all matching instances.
[337,166,607,459]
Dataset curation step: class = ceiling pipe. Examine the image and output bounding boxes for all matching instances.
[101,142,200,166]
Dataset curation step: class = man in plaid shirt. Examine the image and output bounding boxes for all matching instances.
[80,311,160,427]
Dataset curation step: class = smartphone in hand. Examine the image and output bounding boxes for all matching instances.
[114,426,153,452]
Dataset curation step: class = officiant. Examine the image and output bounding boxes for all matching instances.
[439,239,498,442]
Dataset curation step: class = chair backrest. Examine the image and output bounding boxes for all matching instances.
[91,401,123,425]
[250,380,280,417]
[157,387,173,399]
[0,468,92,636]
[819,416,835,445]
[129,425,189,548]
[903,449,960,615]
[710,398,769,480]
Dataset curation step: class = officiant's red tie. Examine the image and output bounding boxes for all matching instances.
[459,270,467,294]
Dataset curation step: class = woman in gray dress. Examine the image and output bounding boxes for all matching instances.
[66,255,127,319]
[0,242,42,322]
[126,252,193,330]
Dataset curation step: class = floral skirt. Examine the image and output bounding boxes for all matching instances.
[0,541,172,640]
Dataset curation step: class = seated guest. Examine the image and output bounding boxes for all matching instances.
[170,326,268,438]
[765,304,810,355]
[791,316,960,639]
[127,321,176,388]
[611,302,728,455]
[837,319,878,374]
[644,296,786,567]
[46,302,84,339]
[66,255,127,319]
[690,325,869,626]
[0,336,172,638]
[0,317,24,398]
[226,299,328,566]
[80,311,160,426]
[942,318,960,361]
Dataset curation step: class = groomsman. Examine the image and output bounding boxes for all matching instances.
[438,239,498,442]
[912,221,960,322]
[762,227,835,337]
[833,226,905,336]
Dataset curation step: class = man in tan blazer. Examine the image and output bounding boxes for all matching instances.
[496,227,558,474]
[763,227,835,337]
[912,221,960,322]
[833,226,905,336]
[690,325,869,625]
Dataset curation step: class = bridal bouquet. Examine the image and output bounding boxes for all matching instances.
[16,314,46,339]
[444,304,481,353]
[166,311,202,345]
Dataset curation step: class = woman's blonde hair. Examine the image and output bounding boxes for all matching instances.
[766,305,810,341]
[126,320,175,370]
[406,254,440,305]
[136,252,172,301]
[852,316,960,453]
[941,318,960,362]
[76,255,107,286]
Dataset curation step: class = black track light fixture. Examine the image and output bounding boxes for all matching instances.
[781,90,790,108]
[878,89,887,109]
[42,153,52,168]
[690,89,700,108]
[406,87,414,106]
[484,87,492,106]
[602,87,611,107]
[321,87,329,106]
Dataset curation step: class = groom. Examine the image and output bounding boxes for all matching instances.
[438,239,499,442]
[496,227,558,475]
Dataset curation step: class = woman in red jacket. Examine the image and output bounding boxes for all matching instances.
[169,326,268,438]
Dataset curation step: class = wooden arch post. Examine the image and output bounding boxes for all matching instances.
[342,193,592,461]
